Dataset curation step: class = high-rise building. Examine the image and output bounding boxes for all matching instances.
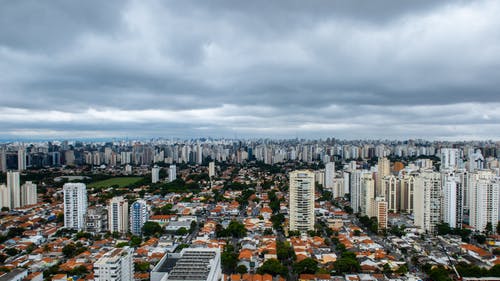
[468,170,500,232]
[440,148,461,171]
[7,171,21,209]
[0,184,9,209]
[169,165,177,182]
[21,181,37,206]
[0,146,6,173]
[17,147,26,172]
[152,165,160,183]
[325,162,335,190]
[382,175,398,213]
[414,170,441,233]
[374,197,388,230]
[130,199,149,236]
[376,157,390,196]
[289,170,315,232]
[441,172,464,228]
[108,196,129,234]
[63,183,88,230]
[94,247,134,281]
[399,173,415,213]
[209,161,215,178]
[361,172,375,217]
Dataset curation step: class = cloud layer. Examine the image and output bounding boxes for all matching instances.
[1,0,500,139]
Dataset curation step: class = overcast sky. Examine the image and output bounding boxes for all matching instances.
[1,0,500,140]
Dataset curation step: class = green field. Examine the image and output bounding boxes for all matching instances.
[88,177,143,188]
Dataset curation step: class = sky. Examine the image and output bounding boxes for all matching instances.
[1,0,500,140]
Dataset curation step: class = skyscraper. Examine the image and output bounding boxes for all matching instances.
[169,164,177,182]
[325,162,335,190]
[0,146,6,173]
[21,181,37,206]
[441,172,464,228]
[0,184,10,209]
[209,161,215,178]
[289,170,315,232]
[414,170,441,233]
[440,148,461,171]
[108,196,129,234]
[17,147,26,172]
[63,183,88,230]
[468,170,499,232]
[94,247,134,281]
[151,165,160,183]
[130,199,149,236]
[7,171,20,209]
[376,157,390,196]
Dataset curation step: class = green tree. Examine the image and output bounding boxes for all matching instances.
[176,227,188,236]
[5,248,19,256]
[221,245,239,274]
[236,264,248,274]
[134,261,150,272]
[276,241,296,264]
[334,251,360,274]
[257,258,287,276]
[485,222,493,234]
[130,235,142,247]
[293,258,318,274]
[142,221,163,236]
[497,221,500,235]
[396,264,409,275]
[62,244,77,258]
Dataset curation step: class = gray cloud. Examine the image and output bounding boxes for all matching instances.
[0,0,499,139]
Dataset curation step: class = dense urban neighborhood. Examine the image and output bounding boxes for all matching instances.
[0,139,500,281]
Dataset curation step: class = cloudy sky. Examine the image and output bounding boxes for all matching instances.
[1,0,500,140]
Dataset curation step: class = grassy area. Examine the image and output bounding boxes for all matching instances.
[88,177,143,188]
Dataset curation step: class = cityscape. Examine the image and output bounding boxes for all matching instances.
[2,1,500,281]
[0,139,500,281]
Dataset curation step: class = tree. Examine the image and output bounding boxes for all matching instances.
[334,251,360,274]
[382,263,392,274]
[62,244,77,258]
[68,265,88,276]
[485,222,493,234]
[257,258,287,276]
[276,241,296,264]
[176,227,188,236]
[130,235,142,247]
[227,221,247,238]
[293,258,318,274]
[497,221,500,235]
[396,264,409,275]
[221,245,239,274]
[142,222,163,236]
[134,261,150,272]
[5,248,19,256]
[236,265,248,274]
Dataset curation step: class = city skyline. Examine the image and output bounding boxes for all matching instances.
[2,1,500,140]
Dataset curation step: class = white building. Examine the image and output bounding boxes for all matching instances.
[17,147,26,172]
[152,165,160,183]
[414,170,441,233]
[21,181,37,206]
[7,171,20,209]
[130,199,149,236]
[108,196,129,234]
[441,171,464,228]
[152,248,221,281]
[94,247,133,281]
[209,161,215,178]
[325,162,335,190]
[377,157,390,196]
[440,148,461,171]
[361,172,375,217]
[289,170,315,232]
[169,165,177,182]
[63,183,88,230]
[468,170,500,232]
[383,175,398,213]
[0,184,10,210]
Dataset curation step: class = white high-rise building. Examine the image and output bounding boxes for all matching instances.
[0,146,6,173]
[169,165,177,182]
[63,183,88,230]
[209,161,215,178]
[94,247,133,281]
[442,172,464,228]
[152,166,160,183]
[325,162,335,190]
[383,175,398,213]
[289,170,315,232]
[0,184,10,209]
[7,171,21,209]
[414,170,441,233]
[130,199,149,236]
[377,157,390,196]
[17,147,26,172]
[468,170,500,232]
[21,181,37,206]
[108,196,129,234]
[361,172,375,217]
[440,148,461,171]
[399,173,416,214]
